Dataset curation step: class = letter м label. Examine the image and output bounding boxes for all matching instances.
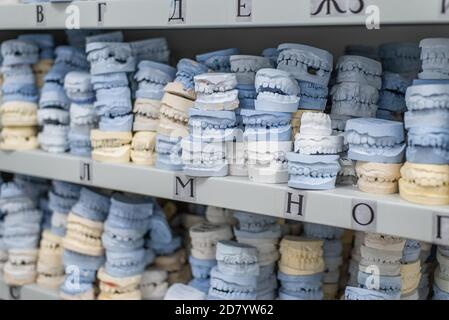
[173,174,196,202]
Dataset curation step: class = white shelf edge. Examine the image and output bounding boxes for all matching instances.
[1,149,449,245]
[0,0,447,30]
[0,278,59,300]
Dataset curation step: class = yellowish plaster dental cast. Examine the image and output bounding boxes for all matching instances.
[0,101,38,126]
[0,126,39,150]
[63,213,104,256]
[356,161,402,194]
[90,129,132,164]
[131,131,157,165]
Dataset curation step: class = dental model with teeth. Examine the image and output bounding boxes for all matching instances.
[0,39,40,151]
[336,55,382,89]
[1,181,42,286]
[379,43,421,76]
[230,55,272,85]
[196,48,239,73]
[233,211,281,299]
[140,268,169,299]
[36,230,64,288]
[433,246,449,300]
[378,72,412,117]
[355,161,402,194]
[419,38,449,80]
[190,222,233,260]
[129,37,170,64]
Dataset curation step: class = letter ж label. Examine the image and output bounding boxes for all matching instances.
[310,0,365,17]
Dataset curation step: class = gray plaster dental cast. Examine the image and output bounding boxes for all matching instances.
[419,38,449,80]
[193,73,239,111]
[359,245,402,276]
[86,42,136,75]
[297,81,329,111]
[262,48,280,67]
[140,268,169,300]
[254,68,300,112]
[233,211,277,233]
[189,222,233,260]
[331,82,379,118]
[196,48,239,72]
[404,83,449,130]
[378,72,412,113]
[129,37,170,63]
[286,153,341,190]
[336,55,382,89]
[277,43,333,86]
[379,43,421,75]
[216,240,259,276]
[64,71,94,103]
[345,118,405,163]
[230,55,272,85]
[208,266,257,300]
[294,112,345,155]
[337,155,357,185]
[164,283,206,300]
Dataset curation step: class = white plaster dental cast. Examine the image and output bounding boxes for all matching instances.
[356,161,402,194]
[36,230,64,289]
[399,162,449,205]
[3,249,38,286]
[0,100,38,126]
[277,43,333,86]
[278,236,325,276]
[254,68,300,112]
[97,267,142,300]
[247,140,292,183]
[90,130,133,163]
[226,140,247,176]
[189,222,233,260]
[216,240,259,276]
[181,138,228,177]
[140,268,169,300]
[164,283,206,300]
[63,213,104,256]
[131,131,157,165]
[230,55,272,85]
[0,126,39,150]
[294,112,345,155]
[193,73,239,111]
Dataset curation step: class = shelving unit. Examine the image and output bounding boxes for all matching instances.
[0,0,447,30]
[0,150,448,245]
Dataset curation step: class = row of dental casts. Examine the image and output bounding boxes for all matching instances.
[1,32,449,205]
[0,174,448,300]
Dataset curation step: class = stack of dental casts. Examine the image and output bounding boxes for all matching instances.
[377,43,419,121]
[98,193,153,300]
[131,61,176,165]
[233,211,281,299]
[146,204,187,294]
[242,68,299,184]
[188,221,233,294]
[303,223,344,300]
[141,204,179,299]
[155,59,207,171]
[433,246,449,300]
[346,231,364,287]
[65,70,96,157]
[17,34,54,90]
[401,239,424,300]
[287,112,343,190]
[60,187,109,300]
[0,181,42,285]
[400,38,449,205]
[87,34,136,163]
[38,46,89,153]
[277,235,325,300]
[207,240,259,300]
[345,233,405,300]
[417,242,433,299]
[228,54,271,176]
[181,72,239,177]
[0,39,39,150]
[345,118,405,194]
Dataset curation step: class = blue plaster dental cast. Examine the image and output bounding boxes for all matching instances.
[344,286,397,300]
[331,82,379,118]
[378,72,412,113]
[419,38,449,80]
[54,46,89,70]
[406,127,449,164]
[134,60,176,101]
[277,43,333,86]
[345,118,405,163]
[165,58,209,100]
[403,240,421,263]
[286,153,340,190]
[189,255,217,279]
[196,48,239,72]
[208,266,257,300]
[379,43,421,75]
[262,48,279,67]
[303,223,344,240]
[188,109,237,141]
[129,37,170,63]
[85,31,124,44]
[404,83,449,130]
[216,240,259,276]
[345,45,379,61]
[155,134,183,171]
[277,271,323,300]
[1,39,39,66]
[336,55,382,89]
[241,109,292,141]
[357,271,402,298]
[86,42,136,76]
[18,34,55,60]
[230,55,272,85]
[254,68,300,112]
[297,81,328,111]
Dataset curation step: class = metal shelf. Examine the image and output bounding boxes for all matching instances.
[0,278,59,300]
[0,0,447,30]
[1,150,449,245]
